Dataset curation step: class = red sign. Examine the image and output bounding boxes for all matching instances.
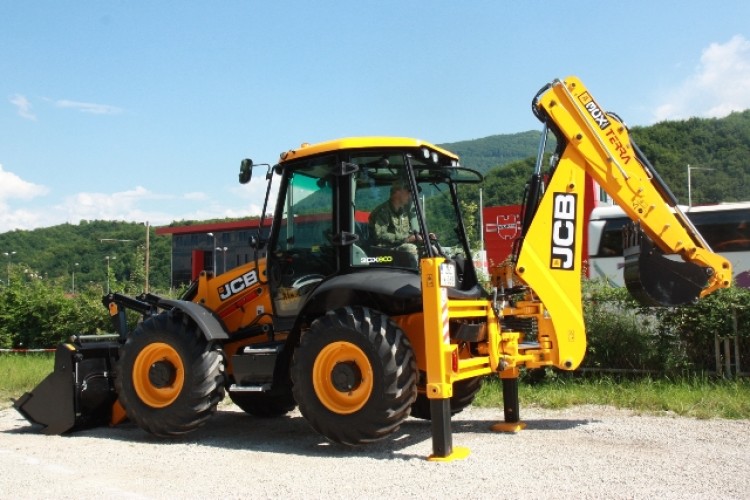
[483,205,522,267]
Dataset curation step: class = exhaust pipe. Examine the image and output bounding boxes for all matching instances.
[14,341,120,434]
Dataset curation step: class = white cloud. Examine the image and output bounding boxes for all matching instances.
[654,35,750,122]
[229,177,276,217]
[0,203,50,232]
[9,94,36,120]
[183,192,209,201]
[0,177,266,233]
[0,164,49,201]
[0,165,49,231]
[57,186,169,223]
[54,99,123,115]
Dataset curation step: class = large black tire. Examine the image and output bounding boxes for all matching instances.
[410,376,482,420]
[228,389,296,418]
[115,311,225,437]
[291,306,417,445]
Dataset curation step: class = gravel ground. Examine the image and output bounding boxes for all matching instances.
[1,404,749,499]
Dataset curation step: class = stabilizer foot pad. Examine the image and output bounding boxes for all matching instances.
[490,421,527,433]
[427,446,470,462]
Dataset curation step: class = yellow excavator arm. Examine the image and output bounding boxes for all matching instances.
[527,76,732,306]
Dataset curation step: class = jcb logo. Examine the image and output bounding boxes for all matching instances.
[218,270,259,300]
[550,193,577,270]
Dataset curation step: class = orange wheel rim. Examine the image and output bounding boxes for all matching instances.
[132,342,185,408]
[312,341,373,414]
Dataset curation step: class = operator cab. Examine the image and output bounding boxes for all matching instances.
[243,138,484,321]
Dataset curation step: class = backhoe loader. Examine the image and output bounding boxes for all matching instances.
[15,76,732,460]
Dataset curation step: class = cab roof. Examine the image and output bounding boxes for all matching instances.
[278,136,459,163]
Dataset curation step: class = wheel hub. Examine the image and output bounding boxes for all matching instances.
[149,360,177,388]
[331,361,362,392]
[312,341,374,414]
[132,342,185,408]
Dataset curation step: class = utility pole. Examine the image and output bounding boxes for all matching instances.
[105,255,116,293]
[3,251,16,286]
[72,262,79,293]
[145,222,150,293]
[207,232,217,274]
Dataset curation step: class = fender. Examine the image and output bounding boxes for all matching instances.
[159,298,230,341]
[301,269,423,321]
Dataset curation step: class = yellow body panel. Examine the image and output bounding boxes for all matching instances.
[515,153,588,370]
[536,76,732,296]
[278,136,459,163]
[195,259,274,335]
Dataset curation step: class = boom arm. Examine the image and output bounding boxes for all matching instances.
[529,76,732,304]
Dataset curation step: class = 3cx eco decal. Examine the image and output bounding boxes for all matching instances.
[550,193,577,270]
[360,255,394,264]
[218,270,259,300]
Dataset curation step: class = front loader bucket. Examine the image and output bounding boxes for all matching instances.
[623,224,708,307]
[14,342,119,434]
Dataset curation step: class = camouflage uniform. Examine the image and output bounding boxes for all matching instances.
[368,200,419,259]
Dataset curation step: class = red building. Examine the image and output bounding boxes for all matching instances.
[156,219,263,287]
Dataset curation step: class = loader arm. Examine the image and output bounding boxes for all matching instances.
[529,76,732,305]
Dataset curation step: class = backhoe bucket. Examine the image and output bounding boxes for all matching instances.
[623,224,708,307]
[14,342,119,434]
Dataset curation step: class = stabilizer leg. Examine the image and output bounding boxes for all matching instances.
[491,376,527,433]
[427,399,469,462]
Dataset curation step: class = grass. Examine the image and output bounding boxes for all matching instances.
[475,374,750,420]
[0,353,54,409]
[2,353,749,420]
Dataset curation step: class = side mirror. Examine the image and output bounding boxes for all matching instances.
[239,159,253,184]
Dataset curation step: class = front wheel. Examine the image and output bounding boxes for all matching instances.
[291,306,417,445]
[115,311,225,436]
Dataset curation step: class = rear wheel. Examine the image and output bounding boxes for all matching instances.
[115,311,225,436]
[291,306,417,445]
[410,376,482,420]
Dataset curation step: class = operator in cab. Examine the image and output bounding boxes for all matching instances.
[368,180,422,266]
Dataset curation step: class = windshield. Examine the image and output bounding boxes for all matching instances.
[349,151,481,269]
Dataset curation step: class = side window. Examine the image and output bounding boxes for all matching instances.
[598,219,627,257]
[270,158,336,316]
[692,211,750,252]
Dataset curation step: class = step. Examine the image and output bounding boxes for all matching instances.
[228,383,272,393]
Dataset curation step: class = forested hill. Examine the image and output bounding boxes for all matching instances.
[478,110,750,207]
[440,130,542,174]
[1,110,748,290]
[0,221,171,293]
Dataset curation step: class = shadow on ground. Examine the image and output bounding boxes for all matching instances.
[3,406,595,461]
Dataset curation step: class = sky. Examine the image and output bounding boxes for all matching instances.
[2,1,750,234]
